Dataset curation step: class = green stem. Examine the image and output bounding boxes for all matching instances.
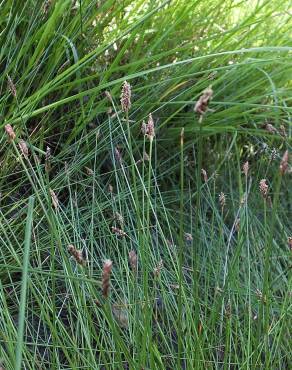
[15,196,34,370]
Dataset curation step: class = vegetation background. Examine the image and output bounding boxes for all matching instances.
[0,0,291,369]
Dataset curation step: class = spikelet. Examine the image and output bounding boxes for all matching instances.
[194,86,213,121]
[114,212,124,227]
[288,237,292,252]
[108,184,114,193]
[45,146,51,172]
[141,114,155,140]
[85,166,93,176]
[242,161,249,177]
[235,218,240,232]
[111,226,126,237]
[129,250,138,273]
[279,125,287,138]
[114,147,122,163]
[102,259,113,298]
[50,189,59,209]
[259,179,268,199]
[68,244,87,266]
[255,288,266,304]
[141,121,147,135]
[279,150,289,175]
[120,81,131,112]
[153,260,163,277]
[42,0,51,15]
[18,139,29,159]
[270,148,278,161]
[146,113,155,140]
[184,232,193,243]
[219,192,226,209]
[201,168,208,182]
[4,124,16,141]
[7,75,17,97]
[264,123,277,134]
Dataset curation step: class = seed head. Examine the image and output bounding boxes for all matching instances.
[201,168,208,182]
[255,288,266,304]
[141,121,147,135]
[18,139,29,158]
[219,192,226,209]
[5,124,16,141]
[194,86,213,119]
[114,147,122,163]
[242,161,249,177]
[279,125,287,138]
[235,218,240,232]
[288,237,292,251]
[102,259,113,298]
[240,193,247,205]
[264,123,277,134]
[141,115,155,140]
[68,244,87,266]
[153,260,163,278]
[114,212,124,227]
[225,301,232,318]
[129,250,138,273]
[279,150,289,175]
[45,146,51,172]
[111,226,126,237]
[259,179,268,198]
[50,189,59,209]
[42,0,51,15]
[270,148,278,161]
[7,75,17,97]
[85,166,93,176]
[146,113,155,140]
[184,232,193,243]
[120,81,131,112]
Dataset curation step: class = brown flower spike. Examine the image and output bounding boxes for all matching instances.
[68,245,87,266]
[7,75,17,97]
[129,250,138,273]
[18,139,29,159]
[154,260,163,277]
[219,192,226,209]
[201,169,208,182]
[114,212,124,227]
[194,86,213,122]
[120,81,131,112]
[45,146,51,173]
[111,226,126,237]
[5,124,16,141]
[279,150,289,175]
[259,179,268,198]
[102,259,113,298]
[288,237,292,251]
[242,161,249,177]
[50,189,59,209]
[141,114,155,140]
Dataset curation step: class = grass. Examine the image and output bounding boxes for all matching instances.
[0,0,291,369]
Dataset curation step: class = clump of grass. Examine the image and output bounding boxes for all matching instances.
[0,0,291,369]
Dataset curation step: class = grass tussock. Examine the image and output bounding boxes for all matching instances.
[0,0,291,369]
